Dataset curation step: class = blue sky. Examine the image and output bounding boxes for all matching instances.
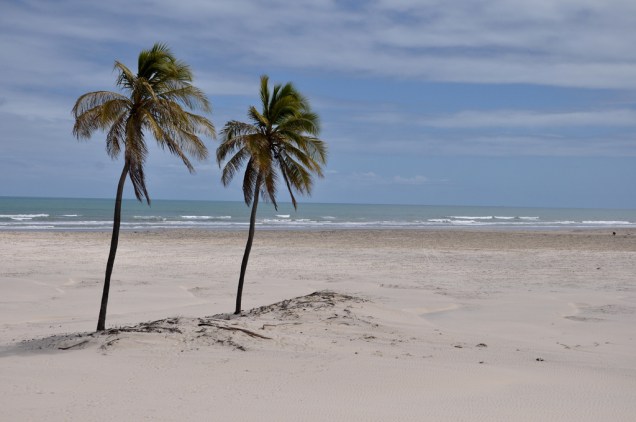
[1,0,635,208]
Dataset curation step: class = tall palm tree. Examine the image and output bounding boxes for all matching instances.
[217,75,327,315]
[72,43,215,331]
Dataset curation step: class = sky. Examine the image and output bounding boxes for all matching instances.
[1,0,635,209]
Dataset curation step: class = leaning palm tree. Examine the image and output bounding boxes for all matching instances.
[217,75,327,315]
[72,43,215,331]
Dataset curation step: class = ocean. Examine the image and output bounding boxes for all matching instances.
[1,197,635,231]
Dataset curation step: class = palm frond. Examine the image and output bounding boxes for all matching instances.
[216,75,327,210]
[72,91,128,116]
[124,117,148,174]
[278,163,298,209]
[221,120,258,140]
[262,168,279,210]
[277,111,321,136]
[242,160,259,205]
[280,135,327,169]
[159,83,212,112]
[220,147,250,186]
[72,96,130,140]
[147,102,211,162]
[277,142,323,177]
[278,153,313,193]
[217,121,259,165]
[128,159,150,204]
[259,75,270,116]
[114,61,137,92]
[247,106,268,128]
[105,112,128,158]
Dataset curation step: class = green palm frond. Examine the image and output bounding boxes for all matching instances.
[278,111,321,136]
[278,161,298,209]
[137,43,189,83]
[158,83,211,112]
[259,75,270,115]
[263,169,279,209]
[221,147,250,186]
[217,121,260,166]
[222,120,259,140]
[281,136,327,170]
[242,159,259,205]
[216,74,327,210]
[128,159,150,203]
[73,42,215,203]
[247,106,268,128]
[278,147,321,182]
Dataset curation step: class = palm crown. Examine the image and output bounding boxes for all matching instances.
[217,75,327,209]
[73,43,215,203]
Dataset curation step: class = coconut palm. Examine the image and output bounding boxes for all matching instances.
[217,75,327,314]
[72,43,215,331]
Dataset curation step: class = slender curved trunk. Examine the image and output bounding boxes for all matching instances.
[96,160,130,331]
[235,175,262,315]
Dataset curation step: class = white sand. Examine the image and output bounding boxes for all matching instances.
[1,229,635,421]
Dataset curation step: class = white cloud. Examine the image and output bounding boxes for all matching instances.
[352,107,636,130]
[352,171,380,182]
[393,175,429,185]
[349,172,434,186]
[3,0,636,89]
[421,109,636,128]
[327,130,636,158]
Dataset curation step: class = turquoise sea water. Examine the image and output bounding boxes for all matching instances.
[1,197,636,231]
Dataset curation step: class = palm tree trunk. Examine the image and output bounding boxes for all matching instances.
[96,160,130,331]
[235,175,262,315]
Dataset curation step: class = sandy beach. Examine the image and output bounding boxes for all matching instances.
[1,228,635,421]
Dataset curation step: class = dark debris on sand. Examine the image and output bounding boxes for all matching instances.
[245,290,367,319]
[5,291,369,354]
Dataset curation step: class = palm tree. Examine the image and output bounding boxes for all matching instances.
[72,43,215,331]
[217,75,327,315]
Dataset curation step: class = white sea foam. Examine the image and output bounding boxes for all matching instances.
[452,219,478,225]
[276,214,291,218]
[181,215,232,220]
[450,215,542,221]
[61,214,80,217]
[0,214,49,220]
[47,221,110,226]
[133,216,166,221]
[260,219,290,224]
[581,220,631,225]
